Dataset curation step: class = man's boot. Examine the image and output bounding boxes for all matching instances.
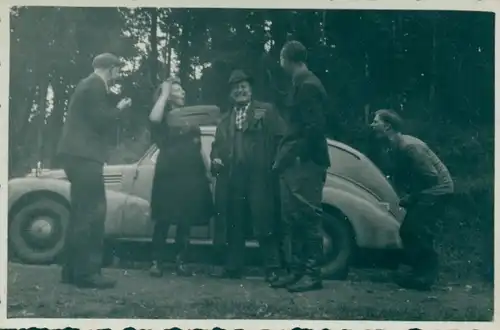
[264,268,280,284]
[393,272,433,291]
[393,265,435,291]
[287,274,323,293]
[74,274,116,289]
[149,260,163,278]
[270,272,302,288]
[287,264,323,293]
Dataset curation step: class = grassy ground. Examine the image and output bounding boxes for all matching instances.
[7,262,494,321]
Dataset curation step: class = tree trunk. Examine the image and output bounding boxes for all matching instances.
[46,76,67,167]
[429,14,438,111]
[178,11,192,92]
[9,87,36,177]
[269,11,289,61]
[36,79,49,166]
[364,51,371,124]
[165,28,172,77]
[149,8,159,86]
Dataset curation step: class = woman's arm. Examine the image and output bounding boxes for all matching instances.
[149,81,171,123]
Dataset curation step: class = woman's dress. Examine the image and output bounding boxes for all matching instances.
[150,120,214,225]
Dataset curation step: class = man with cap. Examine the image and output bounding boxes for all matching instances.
[271,40,331,292]
[210,69,286,281]
[57,53,132,289]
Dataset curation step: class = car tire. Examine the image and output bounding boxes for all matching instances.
[320,210,354,280]
[9,198,69,265]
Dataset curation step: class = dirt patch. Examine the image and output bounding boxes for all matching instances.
[6,263,493,320]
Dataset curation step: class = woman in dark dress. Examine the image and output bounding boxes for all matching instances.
[148,77,214,277]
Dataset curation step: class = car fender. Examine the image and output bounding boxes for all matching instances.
[118,194,154,238]
[7,177,129,238]
[322,186,402,249]
[8,177,71,211]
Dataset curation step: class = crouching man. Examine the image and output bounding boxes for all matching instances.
[370,109,454,291]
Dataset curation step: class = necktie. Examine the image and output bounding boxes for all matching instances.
[235,106,247,130]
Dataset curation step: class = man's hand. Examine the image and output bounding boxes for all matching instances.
[271,161,281,173]
[117,97,132,110]
[399,195,412,208]
[211,158,224,174]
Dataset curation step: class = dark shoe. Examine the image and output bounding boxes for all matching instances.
[393,272,433,291]
[287,275,323,293]
[265,269,280,283]
[149,261,163,278]
[74,274,116,289]
[270,273,302,289]
[175,261,193,277]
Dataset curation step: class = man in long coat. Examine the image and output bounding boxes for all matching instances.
[210,70,286,281]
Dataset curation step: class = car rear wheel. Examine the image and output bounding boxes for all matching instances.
[320,209,354,280]
[9,198,69,264]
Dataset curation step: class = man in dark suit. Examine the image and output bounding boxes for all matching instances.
[57,53,132,289]
[210,70,286,281]
[271,41,331,292]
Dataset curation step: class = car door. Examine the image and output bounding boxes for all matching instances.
[120,139,213,241]
[118,147,157,239]
[200,132,217,240]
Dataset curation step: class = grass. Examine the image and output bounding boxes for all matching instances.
[7,263,494,321]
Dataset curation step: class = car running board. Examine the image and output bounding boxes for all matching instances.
[114,237,260,248]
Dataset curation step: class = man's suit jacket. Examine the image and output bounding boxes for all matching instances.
[274,69,331,170]
[57,73,121,164]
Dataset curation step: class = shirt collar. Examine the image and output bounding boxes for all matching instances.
[234,102,250,111]
[94,72,110,93]
[292,68,310,86]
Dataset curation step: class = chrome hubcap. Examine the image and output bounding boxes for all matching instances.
[28,217,54,241]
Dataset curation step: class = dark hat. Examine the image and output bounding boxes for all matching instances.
[228,69,253,86]
[92,53,124,69]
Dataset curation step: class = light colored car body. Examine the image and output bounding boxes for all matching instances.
[8,125,404,255]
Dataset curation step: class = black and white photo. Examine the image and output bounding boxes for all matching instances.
[2,0,497,327]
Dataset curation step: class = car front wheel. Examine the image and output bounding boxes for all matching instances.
[320,209,355,280]
[9,198,69,265]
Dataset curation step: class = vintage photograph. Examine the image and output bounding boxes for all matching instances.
[4,3,495,323]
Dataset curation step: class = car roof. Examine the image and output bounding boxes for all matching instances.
[200,125,367,161]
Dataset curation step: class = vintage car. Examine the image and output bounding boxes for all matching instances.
[7,117,405,278]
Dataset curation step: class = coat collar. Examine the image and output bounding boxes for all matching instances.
[292,68,312,86]
[91,72,110,93]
